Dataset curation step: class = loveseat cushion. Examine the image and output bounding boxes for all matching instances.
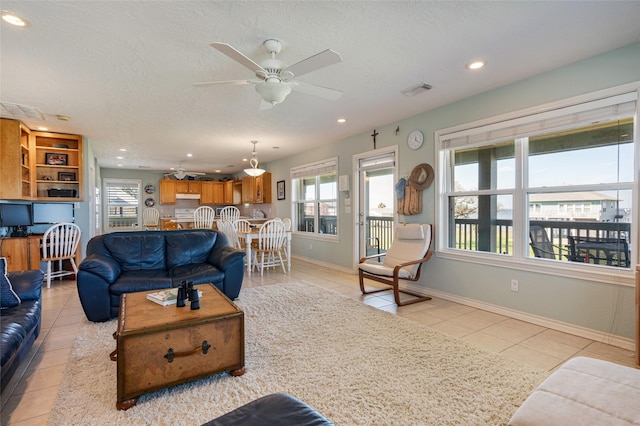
[166,231,216,270]
[109,270,173,295]
[0,301,40,366]
[103,233,167,271]
[1,258,21,308]
[170,263,224,285]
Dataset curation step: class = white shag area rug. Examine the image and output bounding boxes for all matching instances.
[48,281,547,425]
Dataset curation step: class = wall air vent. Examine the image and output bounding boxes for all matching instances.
[401,83,433,97]
[0,102,45,120]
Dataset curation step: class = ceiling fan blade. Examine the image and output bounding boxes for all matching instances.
[284,49,342,79]
[293,81,343,101]
[193,79,257,88]
[210,42,267,75]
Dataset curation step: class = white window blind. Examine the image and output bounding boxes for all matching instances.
[291,158,337,179]
[358,152,395,171]
[441,93,637,150]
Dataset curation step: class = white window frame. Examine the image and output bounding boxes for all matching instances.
[435,83,639,286]
[290,157,339,240]
[103,178,143,232]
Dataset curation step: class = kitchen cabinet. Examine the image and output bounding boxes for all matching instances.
[241,173,271,203]
[0,119,33,200]
[159,179,176,204]
[241,176,255,203]
[224,180,234,204]
[175,180,201,194]
[200,181,224,205]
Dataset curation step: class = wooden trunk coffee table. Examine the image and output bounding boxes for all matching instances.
[112,283,245,410]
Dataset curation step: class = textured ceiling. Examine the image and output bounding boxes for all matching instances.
[1,1,639,174]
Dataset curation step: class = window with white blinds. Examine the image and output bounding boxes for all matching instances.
[291,158,338,237]
[436,88,638,283]
[104,178,142,231]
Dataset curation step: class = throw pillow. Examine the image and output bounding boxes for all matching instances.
[0,257,21,308]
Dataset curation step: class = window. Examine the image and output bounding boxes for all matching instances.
[437,89,637,280]
[291,158,338,237]
[104,178,142,231]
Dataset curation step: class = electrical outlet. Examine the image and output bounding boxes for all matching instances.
[309,243,313,250]
[510,279,519,292]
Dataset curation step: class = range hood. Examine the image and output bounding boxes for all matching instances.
[175,193,200,200]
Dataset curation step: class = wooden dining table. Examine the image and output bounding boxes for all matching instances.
[237,228,292,276]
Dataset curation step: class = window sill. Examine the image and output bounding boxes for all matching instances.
[435,249,634,287]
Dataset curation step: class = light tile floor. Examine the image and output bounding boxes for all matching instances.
[1,259,637,424]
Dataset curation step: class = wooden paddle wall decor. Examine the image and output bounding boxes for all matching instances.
[397,181,422,215]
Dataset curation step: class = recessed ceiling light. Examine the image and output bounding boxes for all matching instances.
[116,156,123,160]
[1,11,30,27]
[214,169,221,173]
[337,118,346,123]
[117,164,123,167]
[242,158,248,162]
[466,60,485,70]
[186,153,193,157]
[56,114,70,121]
[119,148,126,152]
[37,126,48,131]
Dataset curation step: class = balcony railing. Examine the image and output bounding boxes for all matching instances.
[453,218,631,266]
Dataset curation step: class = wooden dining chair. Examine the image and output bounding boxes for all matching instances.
[252,218,287,276]
[142,207,160,230]
[41,222,81,288]
[215,219,241,249]
[219,206,240,223]
[193,206,215,229]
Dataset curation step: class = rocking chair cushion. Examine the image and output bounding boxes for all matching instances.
[358,262,415,279]
[383,224,431,278]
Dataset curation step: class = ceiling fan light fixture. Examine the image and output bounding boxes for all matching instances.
[244,141,266,177]
[255,81,292,105]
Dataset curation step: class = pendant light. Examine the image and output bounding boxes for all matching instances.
[244,140,266,177]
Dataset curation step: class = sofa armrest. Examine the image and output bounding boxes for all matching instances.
[7,270,43,301]
[79,254,121,283]
[208,245,246,272]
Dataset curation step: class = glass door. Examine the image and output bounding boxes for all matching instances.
[354,148,397,263]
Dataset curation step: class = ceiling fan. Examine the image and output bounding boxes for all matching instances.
[194,39,343,109]
[164,163,205,180]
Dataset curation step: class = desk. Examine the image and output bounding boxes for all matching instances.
[237,229,291,276]
[0,235,81,272]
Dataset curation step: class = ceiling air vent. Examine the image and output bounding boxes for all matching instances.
[0,102,45,120]
[401,83,433,97]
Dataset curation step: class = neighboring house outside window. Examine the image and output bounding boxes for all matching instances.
[291,158,338,238]
[103,178,142,231]
[436,87,637,283]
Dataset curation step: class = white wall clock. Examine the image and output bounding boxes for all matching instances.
[407,130,424,150]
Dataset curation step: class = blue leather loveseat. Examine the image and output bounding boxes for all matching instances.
[1,267,43,391]
[77,229,245,322]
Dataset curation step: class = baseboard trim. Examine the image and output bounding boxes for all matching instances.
[400,282,635,351]
[291,255,354,274]
[293,258,634,351]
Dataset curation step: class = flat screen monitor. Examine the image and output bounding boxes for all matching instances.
[32,203,74,224]
[0,203,33,227]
